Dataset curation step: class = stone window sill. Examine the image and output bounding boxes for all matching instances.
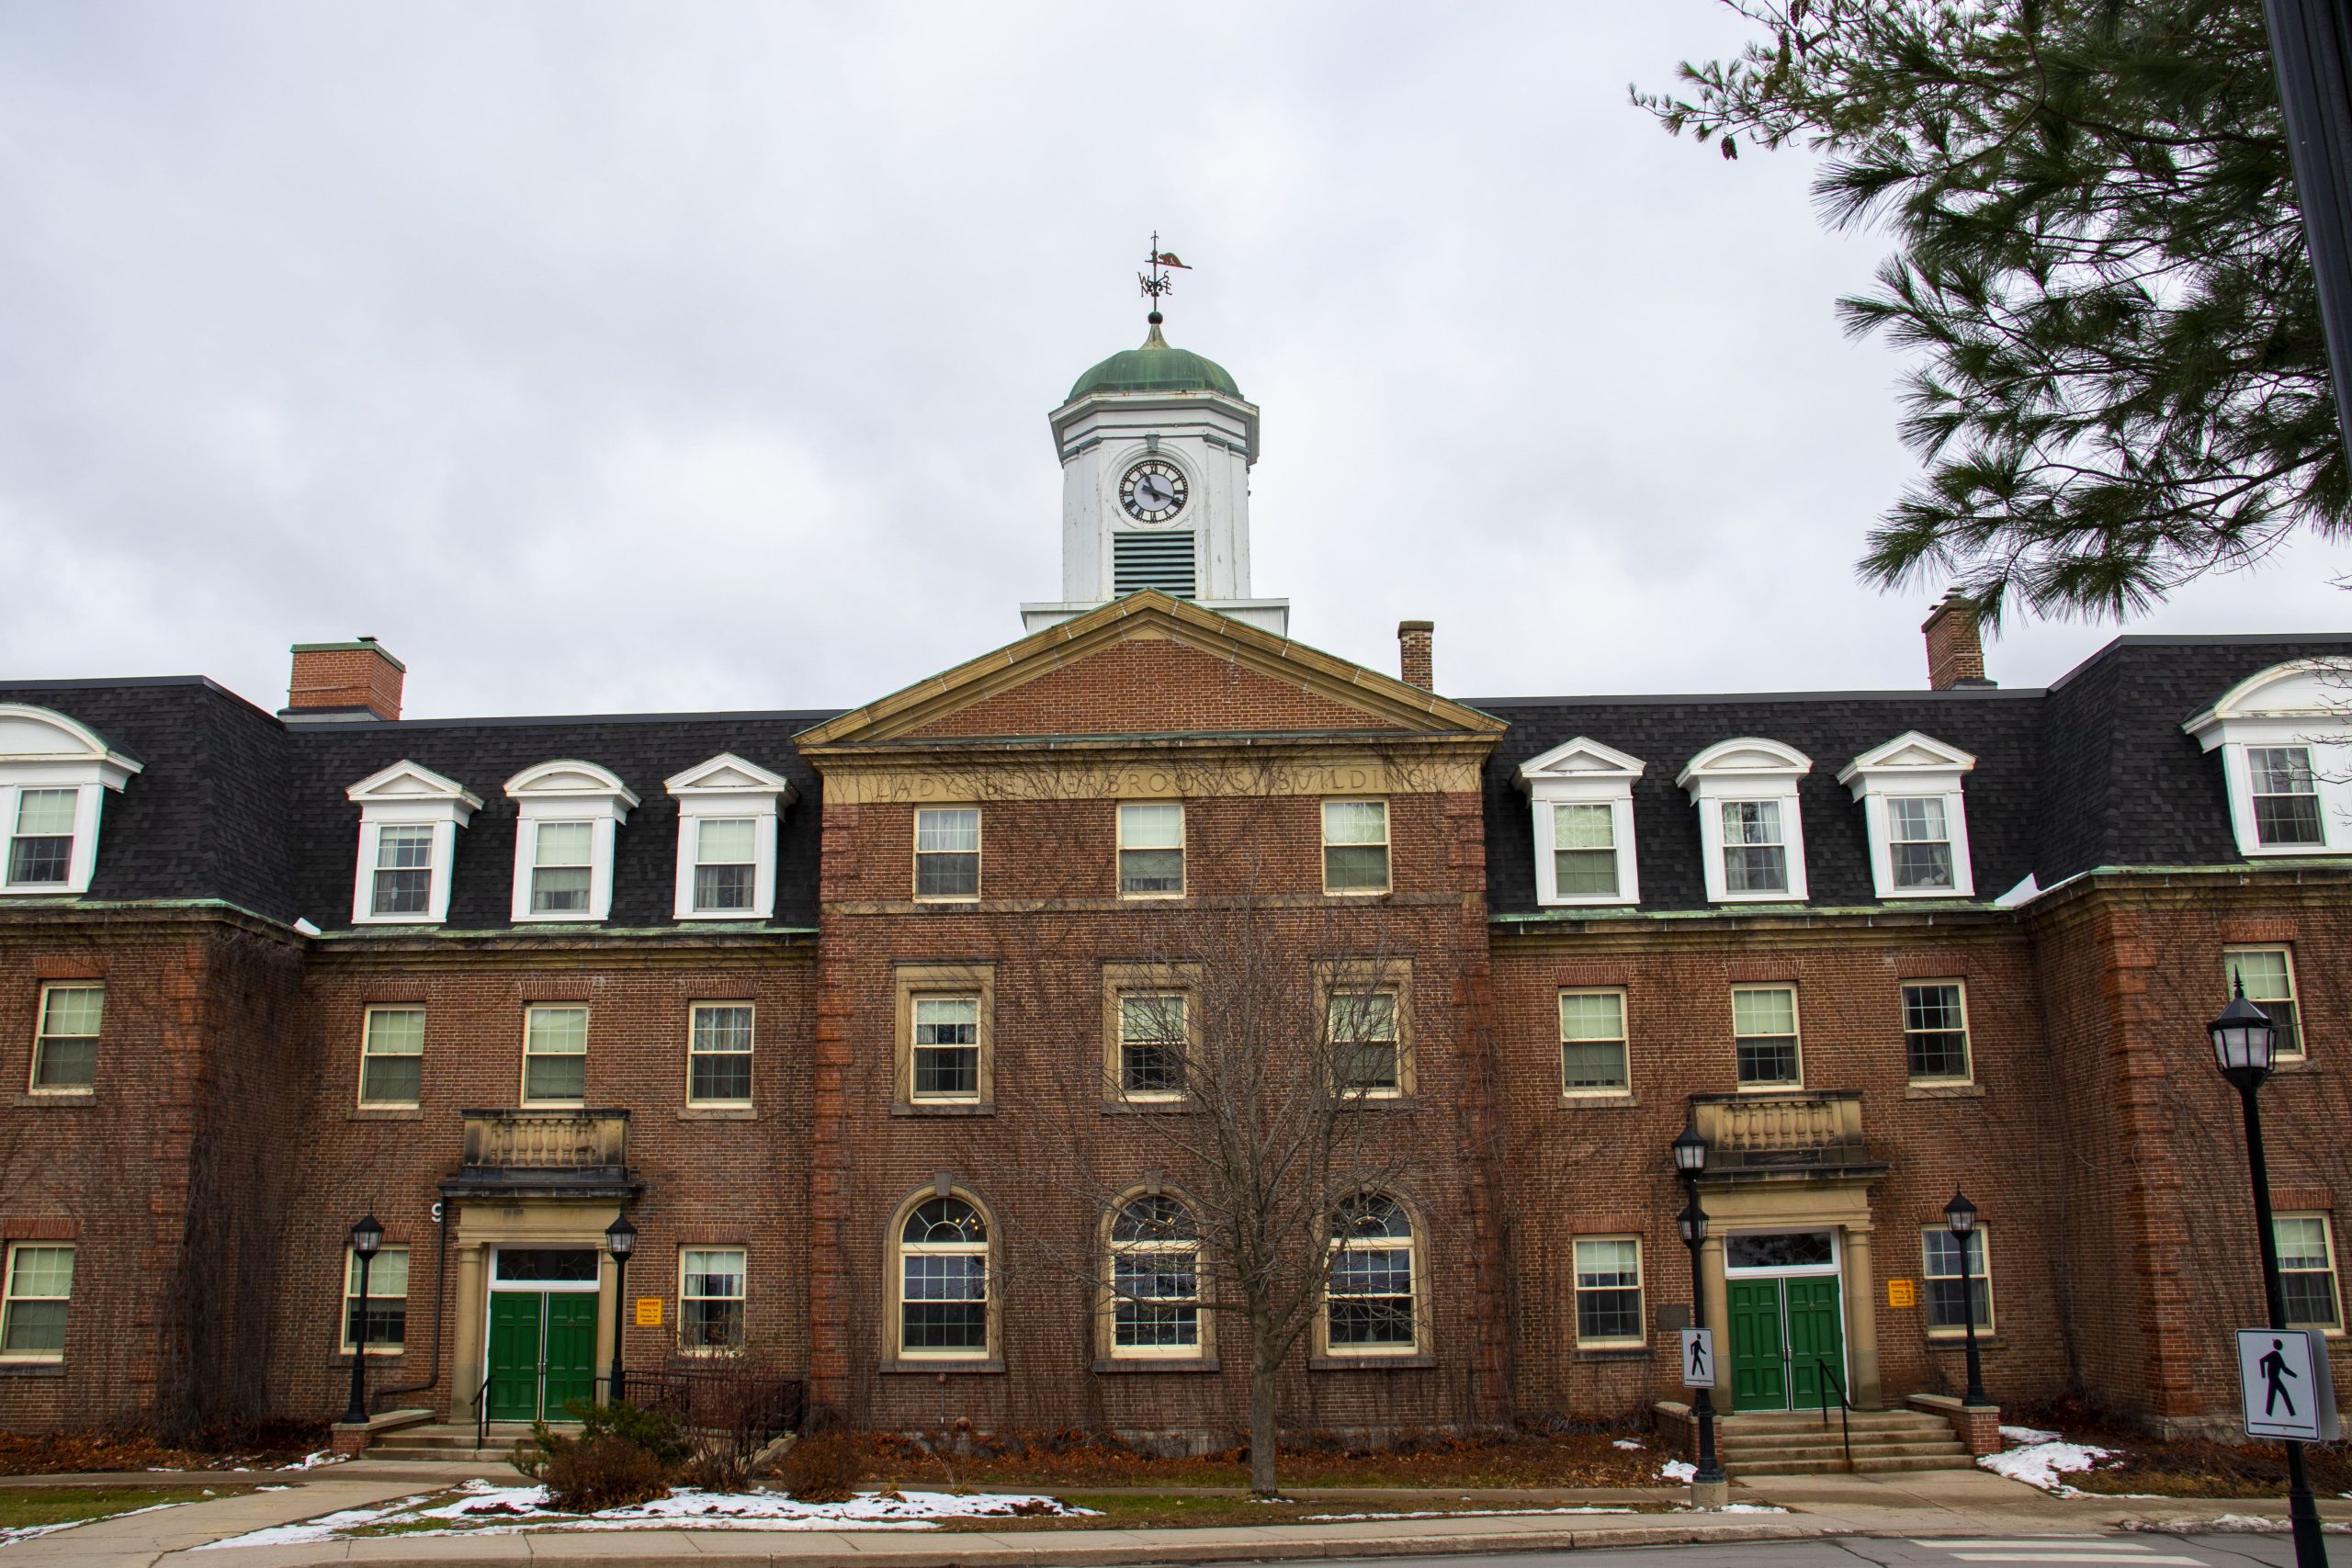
[890,1102,995,1118]
[878,1358,1004,1376]
[15,1093,92,1109]
[1308,1352,1434,1371]
[1926,1335,2007,1350]
[1092,1357,1221,1374]
[1561,1093,1638,1110]
[0,1361,64,1378]
[350,1107,424,1122]
[1575,1347,1652,1362]
[1100,1100,1194,1116]
[1905,1082,1984,1100]
[678,1106,757,1122]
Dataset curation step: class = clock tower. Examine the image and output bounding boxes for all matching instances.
[1020,310,1289,635]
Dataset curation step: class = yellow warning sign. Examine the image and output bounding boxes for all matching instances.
[635,1297,663,1327]
[1886,1279,1917,1309]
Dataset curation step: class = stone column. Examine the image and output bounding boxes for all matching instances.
[1843,1225,1883,1409]
[1701,1232,1729,1384]
[450,1241,486,1425]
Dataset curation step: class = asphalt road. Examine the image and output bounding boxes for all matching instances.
[1305,1538,2350,1568]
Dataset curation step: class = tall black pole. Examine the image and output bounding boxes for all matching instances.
[342,1250,373,1426]
[610,1252,628,1404]
[1683,1176,1724,1491]
[2235,1080,2329,1568]
[1957,1235,1990,1408]
[2267,0,2352,466]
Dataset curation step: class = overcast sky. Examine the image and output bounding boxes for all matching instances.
[4,3,2347,721]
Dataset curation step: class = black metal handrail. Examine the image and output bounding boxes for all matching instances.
[1813,1357,1852,1469]
[594,1368,807,1443]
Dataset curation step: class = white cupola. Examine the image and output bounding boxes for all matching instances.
[1020,310,1288,635]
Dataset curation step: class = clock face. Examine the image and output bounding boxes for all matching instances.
[1120,459,1189,523]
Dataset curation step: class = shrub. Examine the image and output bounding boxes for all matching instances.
[779,1430,865,1504]
[541,1433,672,1512]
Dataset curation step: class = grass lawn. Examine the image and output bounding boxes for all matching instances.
[0,1484,254,1532]
[861,1428,1664,1491]
[933,1492,1667,1531]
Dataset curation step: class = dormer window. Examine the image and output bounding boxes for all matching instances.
[665,754,795,921]
[0,705,142,897]
[504,761,639,924]
[346,761,481,926]
[2183,658,2352,857]
[1837,732,1979,899]
[1514,738,1643,907]
[1678,739,1812,905]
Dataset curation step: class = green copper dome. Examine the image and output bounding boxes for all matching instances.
[1067,319,1243,401]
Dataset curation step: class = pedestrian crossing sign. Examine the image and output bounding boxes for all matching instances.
[2236,1327,2341,1441]
[1679,1326,1715,1389]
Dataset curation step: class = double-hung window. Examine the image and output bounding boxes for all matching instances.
[1720,801,1789,894]
[1117,803,1184,897]
[1921,1229,1993,1335]
[2278,1215,2342,1331]
[1329,989,1402,1095]
[680,1248,748,1351]
[691,819,759,913]
[1559,989,1629,1094]
[1327,1194,1418,1354]
[0,1244,73,1361]
[528,822,594,913]
[914,808,980,900]
[372,825,435,916]
[1322,800,1390,894]
[2248,747,2325,847]
[1573,1237,1645,1348]
[522,1005,589,1104]
[1733,985,1801,1088]
[1108,1196,1204,1357]
[342,1247,408,1354]
[1887,798,1955,891]
[687,1003,754,1105]
[898,1196,989,1358]
[1117,992,1188,1099]
[2227,948,2302,1061]
[911,997,980,1101]
[358,1007,425,1107]
[1902,982,1972,1084]
[30,983,101,1092]
[1552,803,1620,897]
[6,791,75,887]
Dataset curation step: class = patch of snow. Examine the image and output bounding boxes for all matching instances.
[0,1522,87,1550]
[201,1485,1094,1547]
[1611,1439,1644,1450]
[277,1449,346,1472]
[1997,1425,2062,1443]
[2122,1514,2352,1536]
[1978,1438,2116,1496]
[1658,1459,1697,1483]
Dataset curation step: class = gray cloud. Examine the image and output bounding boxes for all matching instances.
[3,2,2345,719]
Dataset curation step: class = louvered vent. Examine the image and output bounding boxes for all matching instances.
[1113,532,1198,599]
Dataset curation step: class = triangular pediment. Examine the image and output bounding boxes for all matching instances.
[666,752,796,800]
[1835,730,1978,785]
[1516,736,1645,784]
[796,592,1508,748]
[346,760,483,807]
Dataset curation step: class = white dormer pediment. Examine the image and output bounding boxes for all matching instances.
[345,761,482,819]
[1515,736,1646,786]
[2184,658,2352,742]
[665,752,796,802]
[2181,657,2352,857]
[504,760,640,812]
[0,705,143,790]
[1677,738,1812,794]
[1836,731,1978,794]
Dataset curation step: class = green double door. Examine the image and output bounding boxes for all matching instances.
[485,1292,599,1422]
[1727,1276,1845,1413]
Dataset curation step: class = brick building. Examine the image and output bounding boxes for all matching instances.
[0,319,2347,1450]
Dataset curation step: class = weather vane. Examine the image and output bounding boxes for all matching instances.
[1139,230,1189,319]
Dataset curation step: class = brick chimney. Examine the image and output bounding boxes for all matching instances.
[286,637,405,720]
[1922,592,1993,690]
[1397,620,1434,690]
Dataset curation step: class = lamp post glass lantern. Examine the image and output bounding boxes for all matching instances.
[605,1213,637,1404]
[342,1213,383,1427]
[2207,976,2326,1568]
[1943,1189,1989,1408]
[1671,1122,1724,1497]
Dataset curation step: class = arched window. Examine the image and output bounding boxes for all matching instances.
[1107,1195,1203,1358]
[1325,1192,1419,1356]
[896,1196,989,1359]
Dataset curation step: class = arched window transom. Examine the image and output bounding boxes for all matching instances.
[897,1196,989,1358]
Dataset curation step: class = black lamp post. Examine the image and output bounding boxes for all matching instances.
[1942,1190,1991,1409]
[605,1213,637,1404]
[1671,1122,1725,1498]
[341,1213,383,1426]
[2210,979,2327,1568]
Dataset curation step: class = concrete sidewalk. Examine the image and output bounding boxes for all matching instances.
[1,1461,2346,1567]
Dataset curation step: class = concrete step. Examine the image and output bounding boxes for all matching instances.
[368,1446,515,1463]
[1719,1412,1950,1435]
[1851,1453,1980,1473]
